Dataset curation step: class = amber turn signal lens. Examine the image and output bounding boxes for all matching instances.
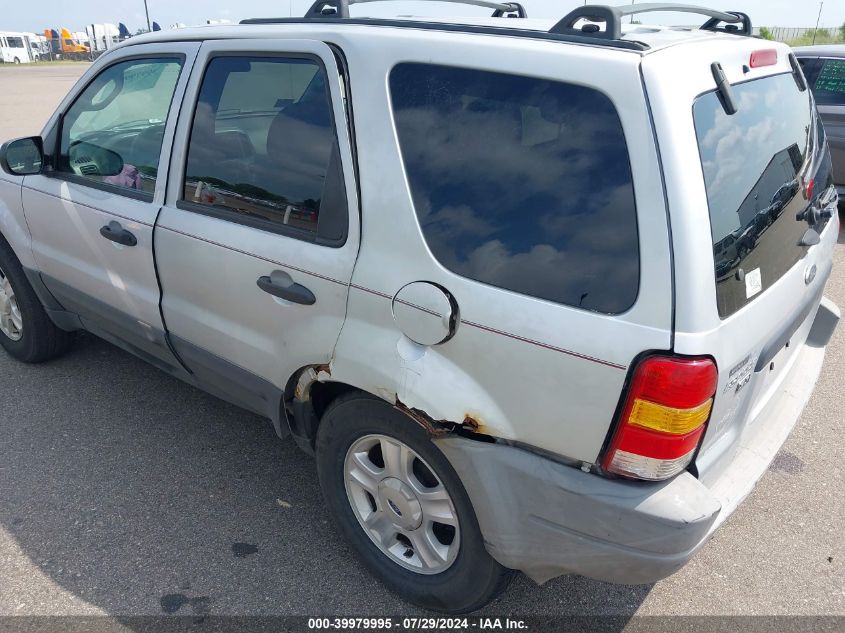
[627,398,713,435]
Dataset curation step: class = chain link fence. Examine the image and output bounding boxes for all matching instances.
[759,25,845,45]
[765,27,815,42]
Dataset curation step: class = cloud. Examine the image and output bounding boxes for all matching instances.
[696,74,810,240]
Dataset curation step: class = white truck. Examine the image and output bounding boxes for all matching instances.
[0,32,33,64]
[85,24,121,53]
[24,33,50,61]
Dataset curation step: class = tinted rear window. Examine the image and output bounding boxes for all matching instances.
[389,63,639,314]
[694,72,815,318]
[813,58,845,106]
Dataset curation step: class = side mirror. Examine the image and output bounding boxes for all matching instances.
[0,137,44,176]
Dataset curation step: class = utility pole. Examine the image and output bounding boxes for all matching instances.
[143,0,151,32]
[812,1,823,45]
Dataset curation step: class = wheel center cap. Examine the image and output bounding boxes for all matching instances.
[378,477,422,530]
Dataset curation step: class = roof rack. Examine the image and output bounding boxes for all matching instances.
[241,3,751,52]
[550,3,752,40]
[303,0,526,19]
[239,17,648,51]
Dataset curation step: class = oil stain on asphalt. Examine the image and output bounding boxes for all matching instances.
[768,451,805,474]
[160,594,212,614]
[232,542,259,558]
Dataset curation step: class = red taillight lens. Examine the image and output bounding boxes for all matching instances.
[804,178,815,201]
[602,356,718,481]
[750,49,777,68]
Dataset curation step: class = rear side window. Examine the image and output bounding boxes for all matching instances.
[812,58,845,106]
[389,63,639,314]
[182,56,346,243]
[694,72,815,318]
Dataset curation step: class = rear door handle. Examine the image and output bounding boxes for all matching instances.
[257,272,316,305]
[99,220,137,247]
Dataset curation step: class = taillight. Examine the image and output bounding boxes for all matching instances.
[602,356,718,481]
[804,178,815,201]
[749,49,777,68]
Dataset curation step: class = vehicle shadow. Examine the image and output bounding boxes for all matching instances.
[0,333,651,623]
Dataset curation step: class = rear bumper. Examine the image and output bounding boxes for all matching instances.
[435,297,839,585]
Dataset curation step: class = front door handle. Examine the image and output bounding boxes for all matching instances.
[99,220,137,247]
[257,271,316,305]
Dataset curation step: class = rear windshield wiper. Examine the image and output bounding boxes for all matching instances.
[788,53,808,92]
[711,62,738,115]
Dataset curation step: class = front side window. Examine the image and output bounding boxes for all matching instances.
[59,57,182,195]
[813,58,845,106]
[389,63,639,314]
[182,56,343,240]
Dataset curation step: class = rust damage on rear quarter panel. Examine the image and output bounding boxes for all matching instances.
[393,397,452,436]
[393,397,490,438]
[461,413,486,435]
[294,363,331,401]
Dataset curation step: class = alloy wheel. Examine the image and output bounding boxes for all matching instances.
[0,265,23,341]
[344,434,460,575]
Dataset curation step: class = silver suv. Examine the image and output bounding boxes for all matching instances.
[0,2,840,613]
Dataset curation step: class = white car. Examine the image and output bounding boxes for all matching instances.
[0,1,840,612]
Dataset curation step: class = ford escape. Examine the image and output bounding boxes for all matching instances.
[0,1,840,613]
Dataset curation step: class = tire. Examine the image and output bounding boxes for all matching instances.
[13,57,20,64]
[316,393,512,613]
[0,237,73,362]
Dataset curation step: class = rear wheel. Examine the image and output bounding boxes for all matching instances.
[315,394,512,613]
[0,238,73,362]
[13,57,20,64]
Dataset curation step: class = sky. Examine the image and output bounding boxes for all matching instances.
[2,0,844,34]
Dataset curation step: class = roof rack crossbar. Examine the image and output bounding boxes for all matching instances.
[700,10,751,36]
[304,0,526,19]
[550,3,751,40]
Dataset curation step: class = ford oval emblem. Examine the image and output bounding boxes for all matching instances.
[805,264,817,286]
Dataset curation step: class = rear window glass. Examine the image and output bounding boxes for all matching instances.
[389,63,639,314]
[813,58,845,106]
[694,72,815,318]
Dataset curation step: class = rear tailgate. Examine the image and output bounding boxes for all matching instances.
[642,37,839,483]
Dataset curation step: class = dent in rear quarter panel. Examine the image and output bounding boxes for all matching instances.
[328,286,637,462]
[325,30,674,464]
[0,175,36,269]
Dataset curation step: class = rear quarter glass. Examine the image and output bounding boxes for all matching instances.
[389,62,639,315]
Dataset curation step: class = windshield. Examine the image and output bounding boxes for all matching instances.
[694,72,816,318]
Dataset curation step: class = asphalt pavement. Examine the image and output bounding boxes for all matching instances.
[0,62,843,621]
